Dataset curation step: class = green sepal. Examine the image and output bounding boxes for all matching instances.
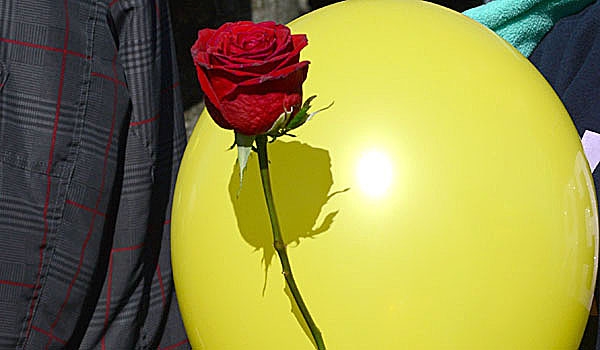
[305,99,334,123]
[235,132,256,191]
[285,95,317,131]
[266,109,291,135]
[267,95,333,141]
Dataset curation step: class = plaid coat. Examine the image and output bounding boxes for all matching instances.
[0,0,190,349]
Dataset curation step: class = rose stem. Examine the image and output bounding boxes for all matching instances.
[256,135,326,350]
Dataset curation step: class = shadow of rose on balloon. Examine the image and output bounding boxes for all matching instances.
[228,140,348,295]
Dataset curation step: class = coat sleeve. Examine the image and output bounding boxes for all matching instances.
[100,0,190,348]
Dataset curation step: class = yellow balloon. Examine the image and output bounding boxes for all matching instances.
[172,0,599,348]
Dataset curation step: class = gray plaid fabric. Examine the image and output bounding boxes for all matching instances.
[0,0,190,349]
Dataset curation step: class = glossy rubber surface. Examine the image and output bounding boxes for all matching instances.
[172,0,598,348]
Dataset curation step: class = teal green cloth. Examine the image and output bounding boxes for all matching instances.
[464,0,595,56]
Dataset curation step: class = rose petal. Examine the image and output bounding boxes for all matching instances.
[207,39,305,76]
[270,25,294,57]
[231,61,309,92]
[221,91,297,135]
[191,29,217,65]
[204,70,241,99]
[196,23,304,75]
[205,98,233,130]
[192,29,215,53]
[219,63,309,135]
[231,29,276,57]
[191,21,311,135]
[272,35,307,70]
[291,34,308,50]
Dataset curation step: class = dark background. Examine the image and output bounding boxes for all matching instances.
[170,0,483,110]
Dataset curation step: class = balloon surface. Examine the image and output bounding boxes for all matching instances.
[172,0,598,348]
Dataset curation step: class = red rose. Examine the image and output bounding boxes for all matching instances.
[191,21,310,136]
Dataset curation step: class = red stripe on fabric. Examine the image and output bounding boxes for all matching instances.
[0,280,34,288]
[91,72,126,87]
[66,199,106,217]
[130,113,159,127]
[101,253,114,350]
[48,217,97,331]
[47,52,121,348]
[25,0,71,345]
[111,243,145,253]
[159,339,190,350]
[161,81,180,94]
[96,54,139,348]
[129,81,178,128]
[101,242,144,347]
[156,265,166,307]
[0,37,89,59]
[32,326,66,345]
[163,219,171,225]
[155,0,160,21]
[94,55,120,220]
